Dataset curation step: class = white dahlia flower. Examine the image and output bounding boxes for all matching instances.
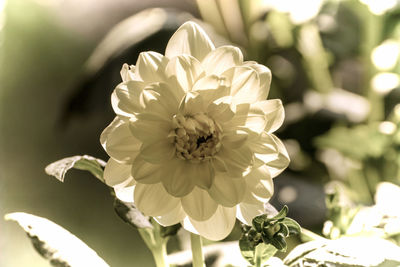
[101,21,289,241]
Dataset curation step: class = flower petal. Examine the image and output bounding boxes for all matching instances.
[178,92,205,115]
[187,161,215,190]
[207,100,235,123]
[182,187,218,221]
[134,183,180,216]
[215,146,253,177]
[248,131,277,155]
[161,159,196,197]
[139,140,175,164]
[226,103,267,134]
[265,135,290,178]
[192,75,230,106]
[104,158,133,187]
[100,117,141,163]
[243,61,272,98]
[237,202,264,225]
[135,51,168,83]
[112,80,145,117]
[252,99,285,133]
[222,66,263,104]
[132,157,164,184]
[201,46,243,76]
[208,172,246,207]
[120,64,135,82]
[114,185,135,203]
[165,55,204,92]
[221,129,248,149]
[139,83,179,120]
[129,116,171,143]
[188,206,236,241]
[165,21,215,61]
[242,165,273,204]
[154,203,186,226]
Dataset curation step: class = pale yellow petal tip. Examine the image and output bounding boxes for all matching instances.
[4,212,24,223]
[4,213,14,221]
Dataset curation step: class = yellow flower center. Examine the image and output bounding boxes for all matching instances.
[171,113,222,163]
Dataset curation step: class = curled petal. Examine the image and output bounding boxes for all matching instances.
[165,21,215,61]
[120,63,135,82]
[265,135,290,178]
[112,80,145,117]
[208,172,246,207]
[202,46,243,76]
[243,61,272,98]
[186,206,237,241]
[248,131,277,155]
[135,51,168,83]
[182,187,218,221]
[134,183,180,216]
[253,134,289,178]
[222,66,262,104]
[251,99,285,133]
[100,117,141,163]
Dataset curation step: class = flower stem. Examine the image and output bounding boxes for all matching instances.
[254,244,263,267]
[190,233,205,267]
[138,228,169,267]
[151,242,169,267]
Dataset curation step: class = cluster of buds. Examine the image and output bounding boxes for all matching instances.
[240,206,301,252]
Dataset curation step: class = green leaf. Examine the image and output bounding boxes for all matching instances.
[270,233,287,252]
[45,155,106,183]
[239,235,257,265]
[282,218,301,235]
[284,236,400,267]
[253,215,267,232]
[5,212,109,267]
[272,205,289,221]
[255,243,279,266]
[113,198,153,229]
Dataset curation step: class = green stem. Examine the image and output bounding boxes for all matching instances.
[297,23,334,94]
[190,233,205,267]
[361,8,384,122]
[138,228,169,267]
[254,244,263,267]
[152,242,169,267]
